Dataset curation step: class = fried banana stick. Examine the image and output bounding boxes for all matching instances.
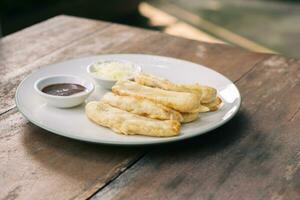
[135,73,217,104]
[203,96,222,111]
[190,104,210,113]
[86,101,180,137]
[112,80,201,113]
[181,112,199,123]
[101,92,183,121]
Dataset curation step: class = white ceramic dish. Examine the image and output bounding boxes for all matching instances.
[34,75,94,108]
[15,54,241,145]
[87,59,141,89]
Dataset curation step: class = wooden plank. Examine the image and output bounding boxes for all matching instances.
[0,16,271,200]
[91,55,300,200]
[121,34,270,81]
[0,15,110,74]
[0,15,111,114]
[0,19,268,115]
[0,109,142,200]
[0,24,161,115]
[0,20,158,200]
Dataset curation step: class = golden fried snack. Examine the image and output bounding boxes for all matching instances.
[134,73,217,104]
[101,92,183,121]
[135,73,201,94]
[181,112,199,123]
[202,97,222,111]
[86,101,180,137]
[112,80,201,113]
[189,104,210,113]
[200,86,217,104]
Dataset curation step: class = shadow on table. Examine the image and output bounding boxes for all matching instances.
[21,110,248,179]
[21,122,145,181]
[152,110,250,155]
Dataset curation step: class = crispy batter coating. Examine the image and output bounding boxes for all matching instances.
[134,73,217,103]
[112,80,201,113]
[202,97,222,111]
[86,101,181,137]
[101,92,183,121]
[181,112,199,123]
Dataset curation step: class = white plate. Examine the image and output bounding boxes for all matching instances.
[16,54,241,145]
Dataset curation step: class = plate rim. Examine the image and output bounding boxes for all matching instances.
[15,54,241,146]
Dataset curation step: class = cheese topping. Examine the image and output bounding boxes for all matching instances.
[91,61,137,80]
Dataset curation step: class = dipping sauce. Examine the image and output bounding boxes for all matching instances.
[42,83,86,96]
[91,61,137,80]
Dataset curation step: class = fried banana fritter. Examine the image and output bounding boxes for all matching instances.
[134,73,217,104]
[86,101,181,137]
[112,80,201,113]
[101,92,183,121]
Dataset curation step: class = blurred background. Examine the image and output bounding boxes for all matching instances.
[1,0,299,58]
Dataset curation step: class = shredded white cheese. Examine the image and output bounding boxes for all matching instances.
[92,61,136,80]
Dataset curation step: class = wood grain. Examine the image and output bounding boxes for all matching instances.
[91,55,300,200]
[0,20,268,116]
[0,109,143,200]
[0,18,158,200]
[119,32,270,81]
[0,15,111,114]
[0,15,289,200]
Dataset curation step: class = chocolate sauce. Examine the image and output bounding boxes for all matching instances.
[42,83,86,96]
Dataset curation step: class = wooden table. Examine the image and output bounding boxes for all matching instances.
[1,15,299,200]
